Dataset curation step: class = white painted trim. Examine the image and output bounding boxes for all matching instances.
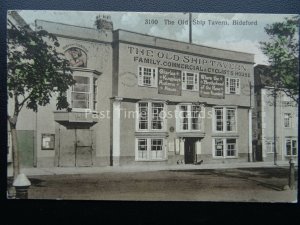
[212,137,239,159]
[284,137,298,157]
[179,138,185,155]
[137,65,158,88]
[225,77,240,95]
[196,140,201,155]
[212,106,237,133]
[182,71,199,91]
[112,98,122,158]
[176,103,204,132]
[69,73,97,111]
[135,137,167,161]
[136,101,167,132]
[175,138,180,155]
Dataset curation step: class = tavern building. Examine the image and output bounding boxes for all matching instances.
[8,13,255,168]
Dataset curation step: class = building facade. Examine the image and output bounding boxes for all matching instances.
[253,65,298,162]
[8,14,255,168]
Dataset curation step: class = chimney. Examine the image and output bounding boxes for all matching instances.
[95,14,113,31]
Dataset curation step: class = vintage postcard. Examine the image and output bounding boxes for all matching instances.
[7,11,298,202]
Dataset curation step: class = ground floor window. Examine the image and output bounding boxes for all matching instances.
[136,138,166,160]
[285,138,297,156]
[265,140,274,153]
[213,138,238,158]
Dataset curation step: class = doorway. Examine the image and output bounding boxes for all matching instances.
[254,143,263,162]
[184,137,197,164]
[58,128,93,167]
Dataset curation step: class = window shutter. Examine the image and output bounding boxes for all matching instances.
[175,138,180,155]
[138,66,143,86]
[194,73,199,91]
[225,77,230,94]
[152,68,158,87]
[236,78,240,94]
[182,72,187,90]
[196,141,201,154]
[180,139,185,155]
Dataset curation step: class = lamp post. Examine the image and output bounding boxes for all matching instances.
[13,173,31,199]
[288,157,295,190]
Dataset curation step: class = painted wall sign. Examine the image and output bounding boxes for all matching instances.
[200,74,225,99]
[158,67,182,95]
[127,45,252,77]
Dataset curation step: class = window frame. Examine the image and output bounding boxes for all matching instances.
[68,73,98,112]
[212,138,238,159]
[182,71,199,91]
[212,106,237,133]
[136,101,166,132]
[176,103,204,132]
[135,137,167,161]
[225,77,240,95]
[266,140,274,154]
[283,113,292,128]
[138,66,158,88]
[285,137,297,157]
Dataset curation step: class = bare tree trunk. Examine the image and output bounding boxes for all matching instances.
[9,118,20,179]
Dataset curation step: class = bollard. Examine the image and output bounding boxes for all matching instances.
[288,158,295,190]
[13,173,31,199]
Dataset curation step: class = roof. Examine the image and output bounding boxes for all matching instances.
[8,11,28,28]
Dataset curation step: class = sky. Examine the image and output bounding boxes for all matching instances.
[17,10,299,65]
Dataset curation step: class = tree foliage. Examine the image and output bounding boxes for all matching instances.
[7,22,76,179]
[7,23,75,121]
[260,16,299,103]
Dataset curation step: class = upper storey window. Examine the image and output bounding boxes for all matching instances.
[138,66,158,87]
[70,75,97,111]
[225,78,240,94]
[182,72,199,91]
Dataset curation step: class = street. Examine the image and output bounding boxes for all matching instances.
[8,166,298,202]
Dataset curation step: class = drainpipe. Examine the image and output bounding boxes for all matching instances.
[248,108,253,162]
[273,89,277,165]
[189,13,192,44]
[248,81,253,162]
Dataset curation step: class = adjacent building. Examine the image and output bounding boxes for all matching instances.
[8,13,256,168]
[253,65,298,162]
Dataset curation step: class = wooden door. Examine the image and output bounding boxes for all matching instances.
[184,138,195,164]
[75,129,93,167]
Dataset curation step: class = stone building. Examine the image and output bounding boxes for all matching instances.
[8,13,255,168]
[253,65,298,162]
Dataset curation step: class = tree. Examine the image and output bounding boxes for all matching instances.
[7,23,75,179]
[260,16,299,104]
[260,16,299,165]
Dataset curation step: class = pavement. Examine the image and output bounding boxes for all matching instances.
[7,160,297,177]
